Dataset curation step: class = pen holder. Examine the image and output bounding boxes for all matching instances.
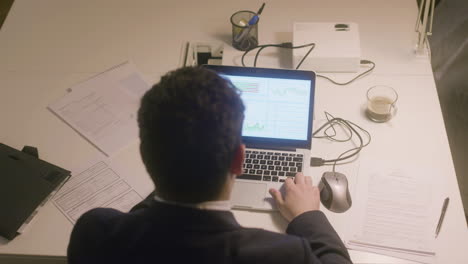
[230,10,259,51]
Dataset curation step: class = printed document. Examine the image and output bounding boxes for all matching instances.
[53,157,143,223]
[346,159,436,264]
[48,62,150,156]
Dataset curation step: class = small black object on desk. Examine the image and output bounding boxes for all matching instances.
[0,143,70,240]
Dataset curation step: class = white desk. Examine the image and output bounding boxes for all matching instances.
[1,0,467,263]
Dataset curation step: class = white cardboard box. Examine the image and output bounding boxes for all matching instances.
[293,22,361,72]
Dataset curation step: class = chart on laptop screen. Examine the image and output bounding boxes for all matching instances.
[222,75,311,141]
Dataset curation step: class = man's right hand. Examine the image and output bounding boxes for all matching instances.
[269,172,320,222]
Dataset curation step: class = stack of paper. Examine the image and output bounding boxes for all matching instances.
[346,159,437,264]
[48,62,151,222]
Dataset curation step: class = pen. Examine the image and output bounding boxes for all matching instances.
[435,197,449,238]
[234,3,266,43]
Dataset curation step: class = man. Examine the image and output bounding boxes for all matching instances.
[68,67,352,264]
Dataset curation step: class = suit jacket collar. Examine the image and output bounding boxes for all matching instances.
[153,195,231,211]
[142,200,242,231]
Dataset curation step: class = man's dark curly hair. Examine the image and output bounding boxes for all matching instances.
[138,67,245,203]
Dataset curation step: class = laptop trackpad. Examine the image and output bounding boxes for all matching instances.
[231,181,267,208]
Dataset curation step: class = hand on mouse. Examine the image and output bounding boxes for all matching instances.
[269,172,320,222]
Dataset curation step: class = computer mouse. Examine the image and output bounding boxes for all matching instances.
[318,171,352,213]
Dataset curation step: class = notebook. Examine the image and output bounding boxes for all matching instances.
[0,143,70,240]
[204,65,316,210]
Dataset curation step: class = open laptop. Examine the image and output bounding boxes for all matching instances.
[204,65,316,210]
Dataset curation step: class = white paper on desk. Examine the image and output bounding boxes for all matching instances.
[48,62,150,156]
[53,157,143,224]
[346,160,436,264]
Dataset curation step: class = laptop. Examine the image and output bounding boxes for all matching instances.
[204,65,316,210]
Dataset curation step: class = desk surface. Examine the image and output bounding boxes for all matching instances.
[1,0,467,263]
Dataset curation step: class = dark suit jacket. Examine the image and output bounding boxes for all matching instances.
[68,198,352,264]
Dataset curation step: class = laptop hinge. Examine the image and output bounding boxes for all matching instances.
[245,144,296,152]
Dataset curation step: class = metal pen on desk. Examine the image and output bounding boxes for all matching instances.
[435,197,449,238]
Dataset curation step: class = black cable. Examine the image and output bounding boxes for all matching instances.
[316,60,375,85]
[241,42,375,86]
[311,113,371,167]
[314,112,353,142]
[328,118,372,172]
[254,45,275,67]
[322,120,364,163]
[241,42,315,69]
[331,147,361,173]
[242,44,282,67]
[253,46,266,67]
[312,117,364,164]
[295,43,315,70]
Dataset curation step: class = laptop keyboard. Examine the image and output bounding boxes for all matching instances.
[239,150,303,182]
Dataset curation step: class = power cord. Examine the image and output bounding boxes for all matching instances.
[310,112,371,172]
[241,42,375,86]
[316,60,375,86]
[241,42,315,69]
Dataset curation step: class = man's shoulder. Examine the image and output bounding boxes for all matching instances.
[81,207,123,220]
[74,207,124,230]
[67,208,125,261]
[69,208,124,242]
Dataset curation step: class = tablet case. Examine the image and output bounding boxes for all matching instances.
[0,143,70,240]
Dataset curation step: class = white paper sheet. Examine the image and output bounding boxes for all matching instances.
[48,62,150,156]
[346,159,436,264]
[53,158,143,223]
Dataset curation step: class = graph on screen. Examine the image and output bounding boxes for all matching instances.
[232,81,260,93]
[244,121,266,132]
[222,75,311,140]
[270,86,309,97]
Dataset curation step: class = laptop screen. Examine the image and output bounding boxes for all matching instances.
[220,75,311,141]
[203,65,315,150]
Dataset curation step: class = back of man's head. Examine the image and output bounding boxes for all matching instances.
[138,67,245,203]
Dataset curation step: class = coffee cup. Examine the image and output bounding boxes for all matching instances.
[366,85,398,122]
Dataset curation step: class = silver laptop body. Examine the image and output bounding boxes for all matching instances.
[204,65,316,211]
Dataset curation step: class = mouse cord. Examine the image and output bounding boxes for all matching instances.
[327,119,371,173]
[325,119,368,163]
[326,118,371,167]
[313,112,353,142]
[331,146,362,173]
[310,113,371,167]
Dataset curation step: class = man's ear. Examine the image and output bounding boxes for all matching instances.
[230,144,245,176]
